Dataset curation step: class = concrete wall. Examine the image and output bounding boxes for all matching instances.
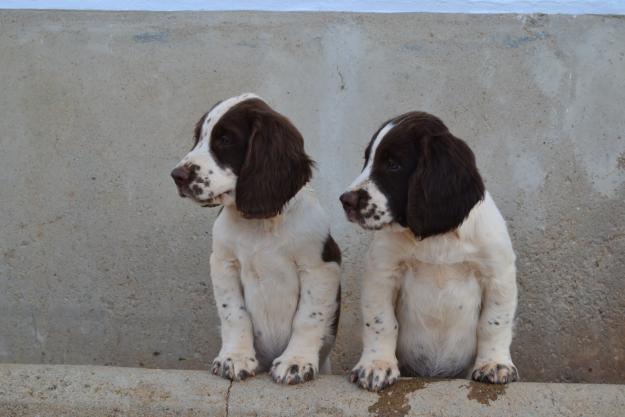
[0,10,624,383]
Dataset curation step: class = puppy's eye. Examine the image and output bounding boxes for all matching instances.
[218,136,232,146]
[387,159,401,171]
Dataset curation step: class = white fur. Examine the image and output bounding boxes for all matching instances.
[210,186,341,382]
[352,192,518,390]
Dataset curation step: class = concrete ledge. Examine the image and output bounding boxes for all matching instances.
[1,364,624,416]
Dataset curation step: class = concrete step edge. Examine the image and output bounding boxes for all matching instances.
[1,363,624,416]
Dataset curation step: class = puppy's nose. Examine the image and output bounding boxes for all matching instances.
[171,166,191,186]
[340,191,360,211]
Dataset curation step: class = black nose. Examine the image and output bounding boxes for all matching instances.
[171,166,191,186]
[340,191,360,211]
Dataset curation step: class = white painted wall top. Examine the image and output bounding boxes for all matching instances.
[1,1,624,14]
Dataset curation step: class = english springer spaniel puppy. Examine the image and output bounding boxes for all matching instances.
[171,93,341,384]
[340,112,518,391]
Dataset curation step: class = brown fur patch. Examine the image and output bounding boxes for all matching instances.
[321,234,341,264]
[212,99,314,219]
[364,111,485,239]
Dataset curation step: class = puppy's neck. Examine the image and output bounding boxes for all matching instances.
[223,187,307,230]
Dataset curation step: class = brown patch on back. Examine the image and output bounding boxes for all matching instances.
[465,381,507,405]
[368,379,429,417]
[321,234,341,264]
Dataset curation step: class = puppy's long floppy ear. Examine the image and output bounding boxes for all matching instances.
[236,109,314,218]
[406,133,485,239]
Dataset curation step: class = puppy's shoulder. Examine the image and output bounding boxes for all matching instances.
[287,187,341,266]
[459,191,515,260]
[286,186,331,234]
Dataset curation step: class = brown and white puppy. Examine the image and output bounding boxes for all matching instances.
[340,112,518,391]
[172,93,341,384]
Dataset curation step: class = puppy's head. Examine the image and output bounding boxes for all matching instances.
[340,112,484,239]
[171,93,313,218]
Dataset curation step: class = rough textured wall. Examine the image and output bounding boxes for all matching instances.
[0,11,623,383]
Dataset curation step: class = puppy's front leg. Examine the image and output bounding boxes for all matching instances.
[351,265,401,392]
[472,249,519,384]
[270,260,341,385]
[210,248,257,381]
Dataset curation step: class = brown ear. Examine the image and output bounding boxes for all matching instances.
[406,134,485,238]
[235,110,314,218]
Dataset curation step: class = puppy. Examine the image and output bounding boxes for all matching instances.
[340,112,518,391]
[172,93,341,384]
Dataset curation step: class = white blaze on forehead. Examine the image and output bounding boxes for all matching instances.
[348,121,395,190]
[191,92,261,154]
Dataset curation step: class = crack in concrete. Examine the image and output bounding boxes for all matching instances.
[336,65,346,90]
[225,379,233,417]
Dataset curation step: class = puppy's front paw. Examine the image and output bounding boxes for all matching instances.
[270,356,317,385]
[471,362,519,384]
[211,353,257,381]
[350,359,400,392]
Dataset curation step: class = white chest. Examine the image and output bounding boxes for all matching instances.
[234,237,301,368]
[395,261,482,377]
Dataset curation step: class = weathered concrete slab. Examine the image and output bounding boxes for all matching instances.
[1,365,624,417]
[0,364,229,417]
[0,10,624,383]
[230,374,625,417]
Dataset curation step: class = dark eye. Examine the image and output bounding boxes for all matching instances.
[387,159,401,171]
[218,136,232,146]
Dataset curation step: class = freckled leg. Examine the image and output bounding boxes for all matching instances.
[210,251,258,381]
[270,262,341,385]
[472,263,519,384]
[351,268,401,392]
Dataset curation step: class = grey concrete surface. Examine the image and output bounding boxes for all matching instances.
[0,364,229,417]
[0,10,624,383]
[1,364,625,417]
